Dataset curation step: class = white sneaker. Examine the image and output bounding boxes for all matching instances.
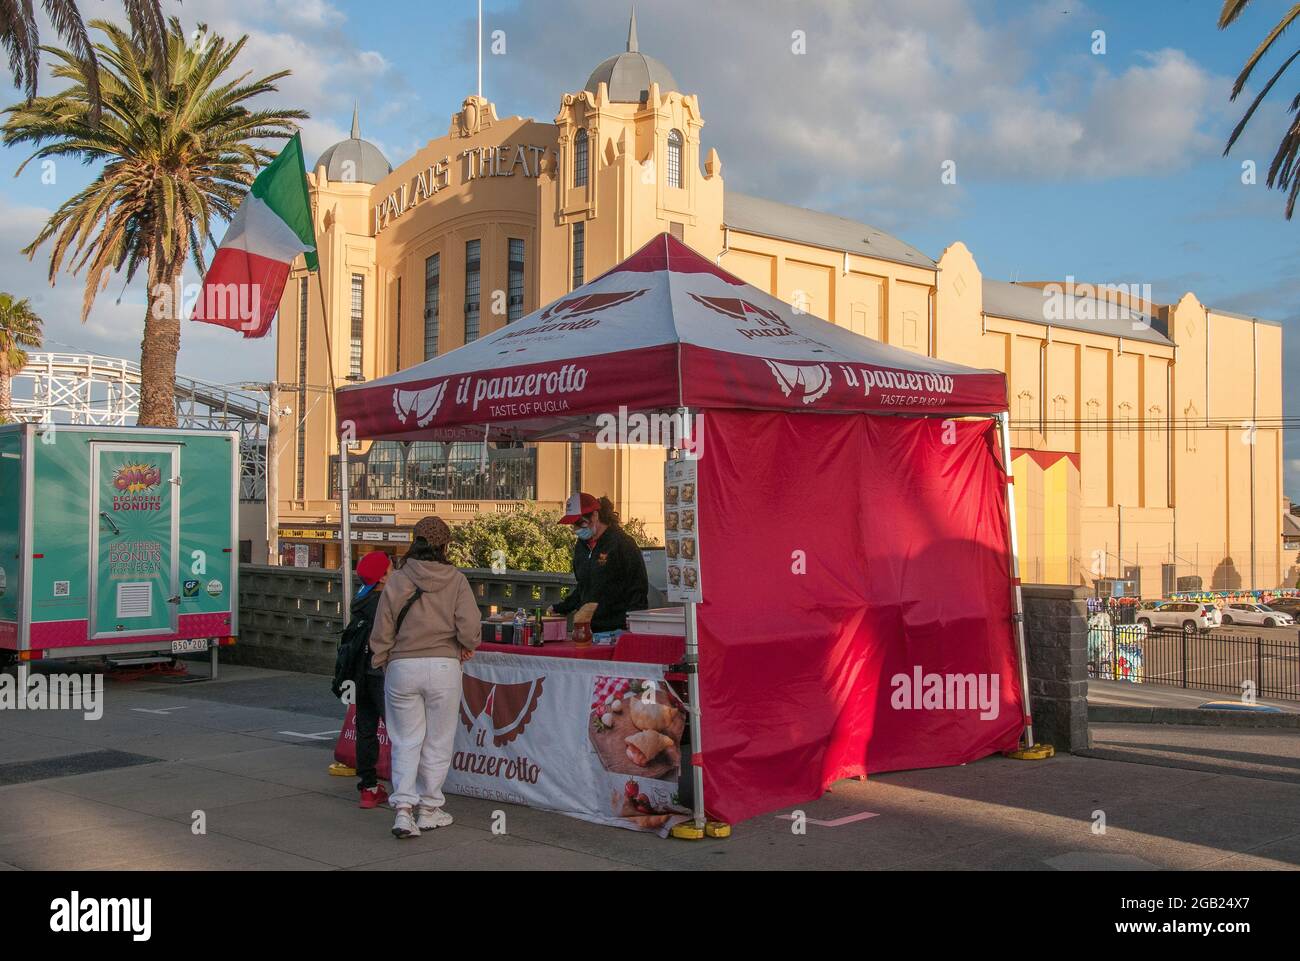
[392,806,421,839]
[416,806,453,830]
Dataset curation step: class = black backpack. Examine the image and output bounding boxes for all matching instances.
[330,587,425,699]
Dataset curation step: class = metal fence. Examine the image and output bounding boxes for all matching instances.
[1088,625,1300,701]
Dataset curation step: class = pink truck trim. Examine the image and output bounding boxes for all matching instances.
[11,611,234,650]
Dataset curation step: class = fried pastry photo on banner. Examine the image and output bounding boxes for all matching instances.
[625,729,673,767]
[587,677,685,778]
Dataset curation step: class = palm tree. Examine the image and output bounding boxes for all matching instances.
[0,292,43,423]
[0,0,169,123]
[3,18,306,426]
[1220,0,1300,218]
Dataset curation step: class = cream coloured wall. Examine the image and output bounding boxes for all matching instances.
[931,242,1282,591]
[719,231,935,350]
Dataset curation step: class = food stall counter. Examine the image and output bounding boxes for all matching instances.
[475,640,615,660]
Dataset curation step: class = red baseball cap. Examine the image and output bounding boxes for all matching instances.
[356,551,391,586]
[558,492,599,525]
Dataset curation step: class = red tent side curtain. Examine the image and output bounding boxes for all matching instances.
[694,410,1024,824]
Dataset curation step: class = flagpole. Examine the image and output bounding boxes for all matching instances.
[313,267,352,602]
[477,0,483,98]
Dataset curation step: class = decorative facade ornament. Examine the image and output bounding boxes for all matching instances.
[452,95,500,138]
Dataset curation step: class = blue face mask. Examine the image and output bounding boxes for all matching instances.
[575,524,594,540]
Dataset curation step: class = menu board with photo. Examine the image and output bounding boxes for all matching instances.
[663,458,702,603]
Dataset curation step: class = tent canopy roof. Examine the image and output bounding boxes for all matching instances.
[337,234,1008,442]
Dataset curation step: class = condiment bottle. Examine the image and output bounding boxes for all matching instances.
[572,622,593,647]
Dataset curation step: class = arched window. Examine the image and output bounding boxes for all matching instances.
[406,442,446,499]
[367,442,405,500]
[667,129,683,188]
[574,129,589,187]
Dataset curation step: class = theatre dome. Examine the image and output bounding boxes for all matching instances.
[585,9,679,103]
[315,105,392,184]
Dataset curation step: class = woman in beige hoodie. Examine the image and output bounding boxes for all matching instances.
[368,516,481,839]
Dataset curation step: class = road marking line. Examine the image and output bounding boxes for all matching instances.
[278,729,340,741]
[130,707,188,715]
[775,811,879,827]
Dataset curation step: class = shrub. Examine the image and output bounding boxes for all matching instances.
[446,503,659,573]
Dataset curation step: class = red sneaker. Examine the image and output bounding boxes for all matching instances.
[359,785,389,809]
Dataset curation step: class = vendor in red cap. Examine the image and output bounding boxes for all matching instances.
[550,492,649,643]
[352,551,391,808]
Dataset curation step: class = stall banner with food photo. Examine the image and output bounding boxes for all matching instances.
[444,652,690,835]
[664,458,702,603]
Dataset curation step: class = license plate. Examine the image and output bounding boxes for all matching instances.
[172,638,209,654]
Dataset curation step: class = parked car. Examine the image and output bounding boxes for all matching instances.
[1136,601,1221,633]
[1265,597,1300,619]
[1219,602,1295,628]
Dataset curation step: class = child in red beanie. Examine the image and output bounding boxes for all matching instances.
[352,552,391,807]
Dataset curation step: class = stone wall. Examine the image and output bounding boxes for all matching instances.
[1020,583,1091,752]
[232,564,577,674]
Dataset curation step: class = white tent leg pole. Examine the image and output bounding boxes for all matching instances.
[996,412,1034,748]
[340,438,352,601]
[676,406,706,829]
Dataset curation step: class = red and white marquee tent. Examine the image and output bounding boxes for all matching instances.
[337,234,1032,827]
[336,234,1008,441]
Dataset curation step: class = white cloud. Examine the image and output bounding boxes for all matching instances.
[485,0,1225,223]
[0,0,378,389]
[0,195,275,387]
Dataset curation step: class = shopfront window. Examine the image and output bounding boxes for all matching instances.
[465,239,481,342]
[332,441,538,502]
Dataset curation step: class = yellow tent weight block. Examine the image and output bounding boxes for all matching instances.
[328,762,357,777]
[705,821,731,838]
[671,822,706,840]
[1003,744,1055,760]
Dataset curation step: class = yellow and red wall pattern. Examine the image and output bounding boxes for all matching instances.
[1012,449,1081,586]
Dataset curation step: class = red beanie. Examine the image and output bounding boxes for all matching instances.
[356,552,391,586]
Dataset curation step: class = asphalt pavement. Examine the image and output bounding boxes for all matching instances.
[1,662,1297,871]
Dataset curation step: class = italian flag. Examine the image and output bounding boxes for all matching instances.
[192,133,317,339]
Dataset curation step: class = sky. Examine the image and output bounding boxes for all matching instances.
[0,0,1296,493]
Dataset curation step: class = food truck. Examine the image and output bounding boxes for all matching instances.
[0,424,239,670]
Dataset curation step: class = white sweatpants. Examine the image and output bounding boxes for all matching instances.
[383,657,462,809]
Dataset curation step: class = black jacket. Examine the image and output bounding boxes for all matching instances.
[349,588,384,677]
[552,526,649,633]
